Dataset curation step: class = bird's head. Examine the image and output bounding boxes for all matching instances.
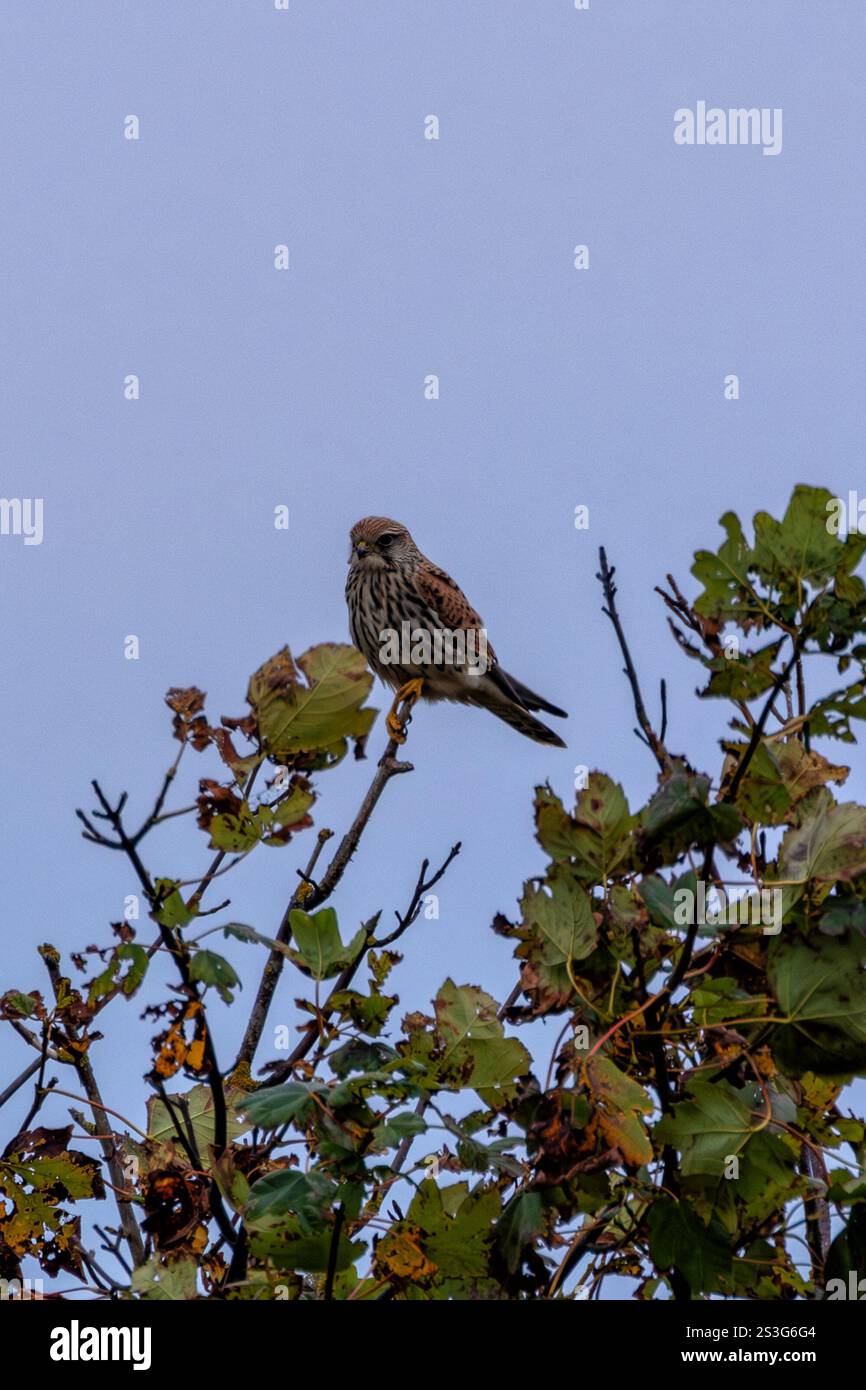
[349,517,417,571]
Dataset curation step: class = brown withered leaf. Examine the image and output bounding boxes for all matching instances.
[197,779,243,830]
[402,1011,435,1034]
[208,725,260,781]
[0,1127,105,1280]
[220,711,257,740]
[0,990,47,1023]
[150,1001,209,1081]
[374,1224,438,1283]
[141,1163,210,1253]
[583,1056,654,1167]
[166,686,209,748]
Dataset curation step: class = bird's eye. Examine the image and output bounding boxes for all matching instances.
[378,533,397,547]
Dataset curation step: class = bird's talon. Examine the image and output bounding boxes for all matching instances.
[385,677,424,746]
[386,710,408,744]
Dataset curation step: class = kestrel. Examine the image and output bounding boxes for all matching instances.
[346,516,567,746]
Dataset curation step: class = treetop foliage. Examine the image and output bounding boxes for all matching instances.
[2,483,866,1301]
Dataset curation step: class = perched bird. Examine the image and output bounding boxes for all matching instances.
[346,516,567,746]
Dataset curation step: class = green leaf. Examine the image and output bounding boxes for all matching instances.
[87,943,148,1006]
[286,907,367,981]
[433,980,531,1104]
[825,1205,866,1286]
[724,741,849,826]
[204,800,262,852]
[806,679,866,743]
[147,1083,250,1149]
[153,878,197,928]
[401,981,531,1105]
[691,487,866,631]
[494,1192,546,1275]
[647,1197,732,1294]
[638,771,742,866]
[751,485,866,595]
[654,1078,770,1176]
[222,921,293,956]
[329,1039,398,1078]
[405,1180,501,1283]
[1,991,42,1018]
[258,781,316,846]
[767,928,866,1077]
[248,1219,363,1274]
[244,1169,335,1230]
[371,1111,428,1149]
[200,780,315,851]
[690,975,764,1027]
[638,872,696,932]
[247,644,376,758]
[698,639,785,701]
[505,872,598,1008]
[776,796,866,917]
[535,775,634,883]
[130,1258,198,1301]
[692,511,761,625]
[189,949,240,1003]
[235,1081,327,1131]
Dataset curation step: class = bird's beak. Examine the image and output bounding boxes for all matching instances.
[353,540,372,559]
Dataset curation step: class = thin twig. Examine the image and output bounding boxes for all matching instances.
[16,1022,54,1133]
[724,637,805,804]
[263,844,460,1085]
[39,947,146,1267]
[323,1203,346,1300]
[234,737,413,1070]
[597,549,669,772]
[0,1058,44,1111]
[131,741,187,846]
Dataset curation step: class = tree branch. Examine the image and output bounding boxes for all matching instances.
[723,637,805,805]
[39,946,146,1267]
[0,1058,44,1112]
[597,548,670,773]
[262,843,461,1086]
[234,737,413,1071]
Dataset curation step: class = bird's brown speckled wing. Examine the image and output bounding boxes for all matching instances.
[413,558,499,664]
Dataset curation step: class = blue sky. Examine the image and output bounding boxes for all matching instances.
[2,1,865,1291]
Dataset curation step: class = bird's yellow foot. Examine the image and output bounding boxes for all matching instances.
[385,678,425,745]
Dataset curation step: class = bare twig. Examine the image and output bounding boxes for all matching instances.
[597,549,669,772]
[16,1022,54,1133]
[80,780,232,1159]
[323,1203,346,1301]
[723,637,805,805]
[131,741,187,845]
[262,843,461,1085]
[234,738,413,1070]
[94,1224,133,1278]
[801,1146,831,1283]
[39,947,146,1267]
[0,1058,44,1112]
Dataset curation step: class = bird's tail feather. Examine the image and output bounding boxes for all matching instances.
[484,697,566,747]
[488,666,568,720]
